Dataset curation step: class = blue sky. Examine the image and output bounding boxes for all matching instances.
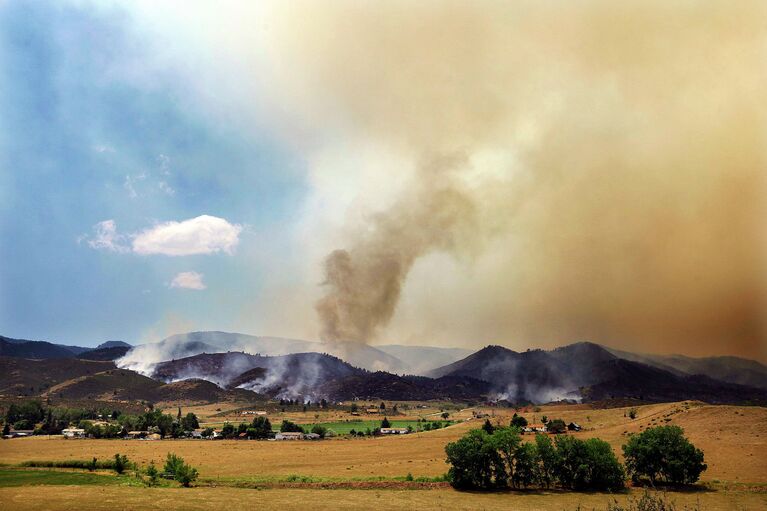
[0,2,306,346]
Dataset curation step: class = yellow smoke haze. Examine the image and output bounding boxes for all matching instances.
[247,1,766,360]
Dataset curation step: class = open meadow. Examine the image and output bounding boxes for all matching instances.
[1,401,765,510]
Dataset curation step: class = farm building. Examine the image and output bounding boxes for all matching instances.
[62,428,86,439]
[365,408,379,414]
[275,432,304,440]
[125,431,147,439]
[380,428,409,435]
[304,433,321,440]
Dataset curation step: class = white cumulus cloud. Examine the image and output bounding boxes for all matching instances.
[82,215,242,256]
[132,215,242,256]
[169,271,206,290]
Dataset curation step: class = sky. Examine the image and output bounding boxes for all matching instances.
[0,1,765,362]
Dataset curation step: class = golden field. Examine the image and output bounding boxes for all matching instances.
[0,486,765,511]
[1,401,764,483]
[0,401,765,510]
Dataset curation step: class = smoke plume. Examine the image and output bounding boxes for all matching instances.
[259,1,767,359]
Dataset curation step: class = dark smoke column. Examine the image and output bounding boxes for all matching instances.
[315,153,480,343]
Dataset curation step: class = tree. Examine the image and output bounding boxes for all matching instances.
[174,462,199,487]
[181,413,199,431]
[510,413,528,429]
[441,412,450,420]
[380,402,386,411]
[512,443,539,488]
[534,434,559,488]
[2,423,9,436]
[155,414,174,438]
[628,408,638,420]
[201,427,214,438]
[350,403,358,413]
[311,425,327,438]
[547,419,567,434]
[113,453,130,474]
[622,426,706,485]
[250,416,272,439]
[221,422,235,438]
[553,435,625,491]
[541,415,548,424]
[381,417,391,428]
[445,429,504,489]
[146,461,159,486]
[280,420,303,433]
[164,453,198,487]
[481,419,495,435]
[489,427,522,486]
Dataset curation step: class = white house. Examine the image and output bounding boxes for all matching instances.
[62,428,86,439]
[380,428,409,435]
[275,432,304,440]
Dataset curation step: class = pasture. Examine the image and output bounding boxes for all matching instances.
[0,401,765,510]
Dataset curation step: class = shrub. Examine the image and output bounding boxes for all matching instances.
[311,425,327,438]
[605,489,697,511]
[628,408,638,420]
[481,419,495,435]
[622,426,706,485]
[146,461,159,485]
[163,452,198,487]
[113,453,130,474]
[381,417,391,428]
[510,413,528,429]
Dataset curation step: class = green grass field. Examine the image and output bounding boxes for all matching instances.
[0,469,133,487]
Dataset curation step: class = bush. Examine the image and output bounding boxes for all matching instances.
[605,489,697,511]
[146,461,159,485]
[622,426,706,485]
[381,417,391,428]
[163,452,198,487]
[311,425,327,438]
[113,453,130,474]
[510,413,528,429]
[628,408,638,420]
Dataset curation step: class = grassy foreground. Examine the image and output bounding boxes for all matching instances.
[0,485,764,511]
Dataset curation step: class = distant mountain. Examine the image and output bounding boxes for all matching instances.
[0,335,90,357]
[429,342,767,405]
[118,331,409,374]
[78,346,131,361]
[374,344,473,374]
[0,336,79,359]
[604,348,767,390]
[0,356,115,396]
[96,340,132,350]
[153,351,363,399]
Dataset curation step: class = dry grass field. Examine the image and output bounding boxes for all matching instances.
[0,401,764,510]
[0,486,764,511]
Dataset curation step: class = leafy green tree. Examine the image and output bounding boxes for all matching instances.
[201,427,214,438]
[512,443,539,488]
[441,412,450,420]
[250,416,272,439]
[481,419,495,435]
[164,453,184,476]
[311,425,327,438]
[547,419,567,434]
[155,414,174,438]
[553,435,624,491]
[381,417,392,428]
[445,429,504,489]
[280,420,303,433]
[622,426,706,485]
[541,415,548,424]
[489,427,521,486]
[181,413,199,431]
[221,422,235,438]
[2,423,10,436]
[175,462,199,487]
[510,413,528,429]
[534,434,559,488]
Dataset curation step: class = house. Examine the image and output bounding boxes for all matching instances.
[62,428,86,439]
[304,433,321,440]
[380,428,409,435]
[126,431,147,439]
[146,433,161,440]
[365,408,379,414]
[275,432,304,440]
[6,429,34,438]
[567,422,582,432]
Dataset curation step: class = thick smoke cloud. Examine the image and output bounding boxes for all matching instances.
[263,1,767,359]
